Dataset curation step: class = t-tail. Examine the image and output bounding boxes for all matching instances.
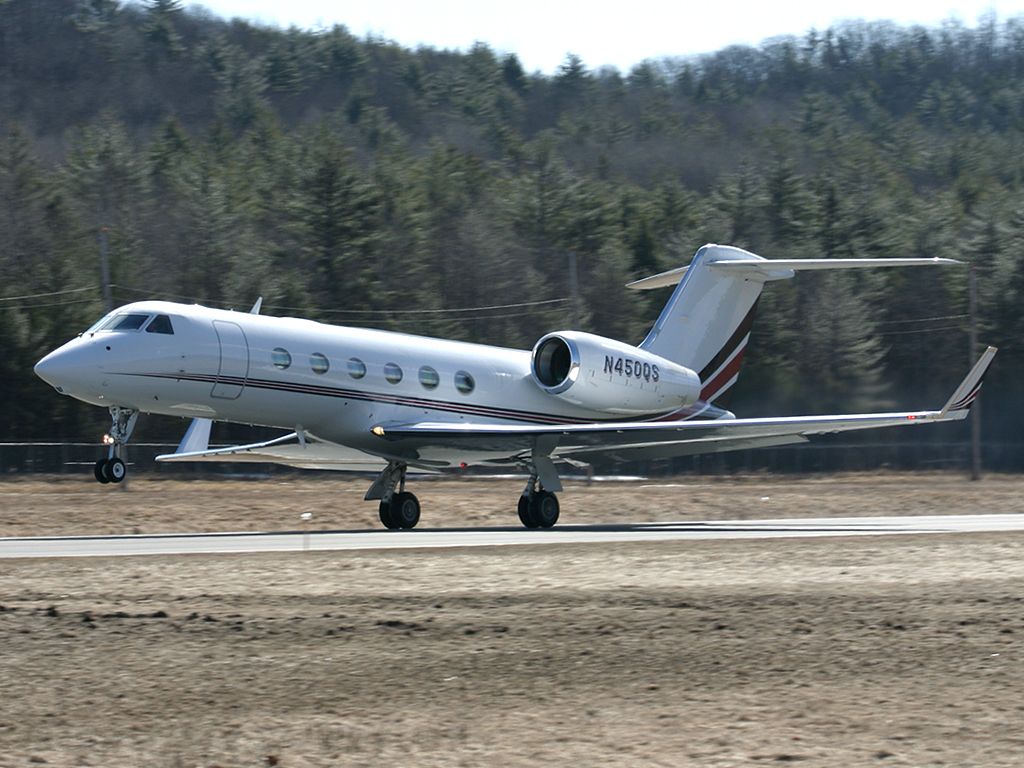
[628,244,961,406]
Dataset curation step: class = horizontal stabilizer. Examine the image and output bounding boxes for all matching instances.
[628,254,960,290]
[627,266,690,291]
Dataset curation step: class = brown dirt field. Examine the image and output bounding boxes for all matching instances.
[0,471,1022,537]
[1,474,1023,766]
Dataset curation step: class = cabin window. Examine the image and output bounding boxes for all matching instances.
[454,370,475,394]
[145,314,175,335]
[310,353,329,374]
[384,362,403,384]
[418,366,440,390]
[271,348,292,370]
[347,357,366,379]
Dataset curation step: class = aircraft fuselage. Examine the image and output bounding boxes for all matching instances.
[35,300,666,459]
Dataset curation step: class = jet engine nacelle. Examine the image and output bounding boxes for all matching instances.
[531,331,701,414]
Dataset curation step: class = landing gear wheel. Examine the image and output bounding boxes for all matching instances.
[530,491,560,528]
[93,407,138,487]
[392,492,421,530]
[518,495,539,528]
[106,457,126,484]
[378,493,421,530]
[378,500,401,530]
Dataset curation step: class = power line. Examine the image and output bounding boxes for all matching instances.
[876,313,969,325]
[23,285,968,335]
[872,325,966,335]
[331,309,569,327]
[0,286,96,302]
[264,298,571,315]
[0,296,101,311]
[111,284,571,315]
[110,284,204,302]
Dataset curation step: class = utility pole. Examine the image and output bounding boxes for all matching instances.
[98,225,112,313]
[568,249,580,327]
[968,265,981,481]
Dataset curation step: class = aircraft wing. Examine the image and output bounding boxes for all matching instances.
[155,428,395,472]
[371,347,997,465]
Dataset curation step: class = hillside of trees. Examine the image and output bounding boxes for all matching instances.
[1,0,1021,467]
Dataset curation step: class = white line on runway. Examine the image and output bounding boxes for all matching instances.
[1,514,1023,559]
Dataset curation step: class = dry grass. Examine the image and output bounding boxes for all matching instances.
[0,471,1021,537]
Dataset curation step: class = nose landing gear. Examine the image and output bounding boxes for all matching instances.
[94,406,138,485]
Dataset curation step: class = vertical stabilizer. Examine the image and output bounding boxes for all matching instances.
[629,244,961,406]
[636,244,778,404]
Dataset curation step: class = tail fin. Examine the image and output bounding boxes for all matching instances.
[628,244,960,406]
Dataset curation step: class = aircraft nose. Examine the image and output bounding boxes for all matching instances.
[34,345,87,392]
[34,349,67,389]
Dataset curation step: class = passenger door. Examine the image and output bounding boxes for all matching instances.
[211,320,249,399]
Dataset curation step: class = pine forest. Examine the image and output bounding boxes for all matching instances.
[1,0,1022,469]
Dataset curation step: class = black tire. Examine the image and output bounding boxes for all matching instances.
[531,491,560,528]
[518,494,539,528]
[94,459,110,484]
[107,457,126,484]
[378,500,401,530]
[393,492,421,530]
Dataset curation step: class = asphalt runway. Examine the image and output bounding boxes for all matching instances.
[1,514,1022,558]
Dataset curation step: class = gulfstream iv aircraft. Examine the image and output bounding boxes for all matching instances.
[35,244,996,529]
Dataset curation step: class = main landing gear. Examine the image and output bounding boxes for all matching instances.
[365,461,421,530]
[94,406,138,485]
[364,461,561,530]
[517,474,560,529]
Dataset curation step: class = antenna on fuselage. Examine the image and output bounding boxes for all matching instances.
[249,297,263,315]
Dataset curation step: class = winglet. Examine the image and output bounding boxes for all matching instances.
[250,297,263,315]
[939,346,997,417]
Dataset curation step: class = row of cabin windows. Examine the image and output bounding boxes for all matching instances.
[271,347,475,394]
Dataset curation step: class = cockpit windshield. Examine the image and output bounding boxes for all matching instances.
[145,314,174,334]
[87,312,152,333]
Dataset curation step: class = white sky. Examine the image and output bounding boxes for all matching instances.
[188,0,1024,74]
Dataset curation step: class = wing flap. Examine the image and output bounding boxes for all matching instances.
[156,432,394,472]
[374,410,946,457]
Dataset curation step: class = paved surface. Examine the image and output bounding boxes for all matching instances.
[1,514,1022,558]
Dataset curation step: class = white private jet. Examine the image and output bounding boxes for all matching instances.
[34,244,996,529]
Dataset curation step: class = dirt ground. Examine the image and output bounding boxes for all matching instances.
[0,471,1022,536]
[1,473,1023,767]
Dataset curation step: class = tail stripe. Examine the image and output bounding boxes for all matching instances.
[695,298,758,404]
[697,299,759,382]
[699,335,749,402]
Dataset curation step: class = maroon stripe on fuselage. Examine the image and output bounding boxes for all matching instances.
[119,371,659,426]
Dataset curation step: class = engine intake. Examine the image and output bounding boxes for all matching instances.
[530,331,701,415]
[532,335,579,393]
